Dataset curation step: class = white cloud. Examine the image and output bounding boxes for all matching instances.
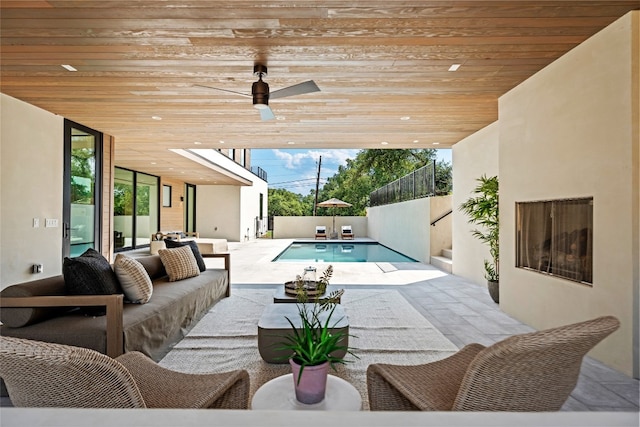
[272,149,358,169]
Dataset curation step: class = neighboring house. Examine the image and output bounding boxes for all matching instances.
[0,12,637,382]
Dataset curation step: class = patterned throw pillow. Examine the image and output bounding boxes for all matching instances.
[158,245,200,282]
[114,254,153,304]
[164,239,207,272]
[63,248,122,315]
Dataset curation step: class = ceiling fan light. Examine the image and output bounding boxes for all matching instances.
[253,103,269,110]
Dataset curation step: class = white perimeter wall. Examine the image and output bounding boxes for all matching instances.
[273,216,367,240]
[452,122,500,285]
[368,198,432,263]
[1,94,64,288]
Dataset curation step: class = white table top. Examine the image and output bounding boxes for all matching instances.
[251,374,362,411]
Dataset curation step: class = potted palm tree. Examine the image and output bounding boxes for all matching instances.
[277,266,357,404]
[459,175,500,303]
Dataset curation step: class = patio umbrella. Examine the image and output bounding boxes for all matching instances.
[317,198,352,237]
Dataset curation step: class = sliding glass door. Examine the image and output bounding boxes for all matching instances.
[114,167,159,251]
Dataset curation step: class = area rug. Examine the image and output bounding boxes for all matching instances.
[159,288,459,410]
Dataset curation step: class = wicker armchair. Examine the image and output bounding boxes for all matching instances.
[367,315,620,411]
[0,336,250,409]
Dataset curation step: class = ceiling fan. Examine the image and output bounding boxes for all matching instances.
[195,64,320,121]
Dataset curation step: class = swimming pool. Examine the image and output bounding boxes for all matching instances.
[273,242,418,263]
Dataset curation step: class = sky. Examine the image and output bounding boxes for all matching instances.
[251,148,452,195]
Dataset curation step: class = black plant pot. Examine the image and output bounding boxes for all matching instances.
[487,280,499,303]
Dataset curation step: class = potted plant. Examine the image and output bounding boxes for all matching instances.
[277,266,357,404]
[459,175,500,303]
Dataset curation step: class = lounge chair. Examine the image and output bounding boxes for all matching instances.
[341,225,354,239]
[315,226,327,239]
[0,336,250,409]
[367,315,619,411]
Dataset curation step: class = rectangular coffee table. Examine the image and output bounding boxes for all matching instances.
[257,303,349,363]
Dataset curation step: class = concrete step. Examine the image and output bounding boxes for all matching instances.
[430,255,452,274]
[441,248,453,260]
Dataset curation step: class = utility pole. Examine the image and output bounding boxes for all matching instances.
[313,156,322,216]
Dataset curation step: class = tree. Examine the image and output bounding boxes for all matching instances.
[268,188,306,216]
[268,149,453,217]
[315,149,452,216]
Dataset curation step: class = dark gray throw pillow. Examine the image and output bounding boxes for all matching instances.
[164,239,207,272]
[63,248,122,316]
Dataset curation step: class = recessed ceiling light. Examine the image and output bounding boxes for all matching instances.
[194,141,202,145]
[381,141,389,145]
[219,140,225,144]
[151,116,162,120]
[433,142,440,145]
[413,140,419,143]
[276,116,285,121]
[61,64,77,72]
[448,64,461,72]
[400,116,411,121]
[150,162,157,165]
[287,141,295,145]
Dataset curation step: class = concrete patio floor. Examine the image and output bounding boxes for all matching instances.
[226,238,639,412]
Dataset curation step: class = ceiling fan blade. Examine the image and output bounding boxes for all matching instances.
[258,106,276,121]
[270,80,320,99]
[193,84,251,98]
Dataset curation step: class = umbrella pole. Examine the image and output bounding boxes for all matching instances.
[332,212,336,238]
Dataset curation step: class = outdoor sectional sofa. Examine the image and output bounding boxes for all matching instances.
[0,252,230,362]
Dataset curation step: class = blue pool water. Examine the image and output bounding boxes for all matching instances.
[273,242,417,263]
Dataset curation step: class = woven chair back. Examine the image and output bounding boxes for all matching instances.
[452,315,620,411]
[0,336,147,408]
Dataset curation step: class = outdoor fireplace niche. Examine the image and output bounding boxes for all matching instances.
[516,198,593,285]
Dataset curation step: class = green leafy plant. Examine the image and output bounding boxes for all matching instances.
[459,175,499,282]
[278,266,357,384]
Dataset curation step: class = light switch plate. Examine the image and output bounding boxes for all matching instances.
[45,218,58,228]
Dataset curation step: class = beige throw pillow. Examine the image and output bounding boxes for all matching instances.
[114,254,153,304]
[158,245,200,282]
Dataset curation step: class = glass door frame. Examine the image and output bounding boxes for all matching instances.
[63,119,103,258]
[185,183,196,233]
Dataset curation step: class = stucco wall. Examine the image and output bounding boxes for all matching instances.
[196,179,268,242]
[196,185,241,241]
[452,122,500,286]
[239,180,269,240]
[368,198,431,263]
[1,94,64,288]
[429,195,453,258]
[273,216,367,240]
[499,13,639,377]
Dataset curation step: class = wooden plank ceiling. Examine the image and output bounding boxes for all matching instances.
[1,1,638,185]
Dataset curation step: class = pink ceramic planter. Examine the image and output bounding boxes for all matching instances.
[289,359,330,404]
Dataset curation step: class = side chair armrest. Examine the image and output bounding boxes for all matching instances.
[202,253,231,297]
[367,343,485,411]
[1,294,124,358]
